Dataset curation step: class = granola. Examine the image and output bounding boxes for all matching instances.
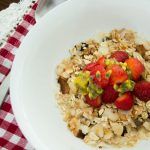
[56,29,150,148]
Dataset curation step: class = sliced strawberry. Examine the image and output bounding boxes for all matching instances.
[111,51,129,62]
[83,62,98,72]
[133,81,150,102]
[102,85,119,103]
[108,64,128,85]
[125,58,145,81]
[84,56,106,72]
[97,56,106,67]
[114,92,134,110]
[85,95,102,108]
[90,65,109,88]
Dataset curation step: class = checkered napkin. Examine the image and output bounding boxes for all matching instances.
[0,2,38,150]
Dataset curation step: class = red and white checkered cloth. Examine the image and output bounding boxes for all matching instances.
[0,2,38,150]
[0,92,34,150]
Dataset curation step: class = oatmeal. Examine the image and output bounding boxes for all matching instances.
[56,29,150,148]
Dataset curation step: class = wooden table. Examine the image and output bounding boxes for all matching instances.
[0,0,19,11]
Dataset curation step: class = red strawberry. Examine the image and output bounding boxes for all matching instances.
[125,58,145,81]
[97,56,106,67]
[84,56,106,72]
[102,85,119,103]
[111,51,129,62]
[90,65,109,88]
[108,64,128,85]
[133,81,150,102]
[85,95,102,108]
[114,92,134,110]
[83,62,98,72]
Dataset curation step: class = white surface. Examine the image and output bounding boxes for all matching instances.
[10,0,150,150]
[36,0,66,19]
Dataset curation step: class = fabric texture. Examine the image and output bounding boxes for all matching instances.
[0,1,38,149]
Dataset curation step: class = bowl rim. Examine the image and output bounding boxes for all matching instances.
[10,0,150,149]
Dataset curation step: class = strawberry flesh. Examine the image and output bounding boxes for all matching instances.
[83,62,98,72]
[125,58,145,81]
[102,85,119,103]
[111,51,129,62]
[90,65,109,88]
[114,92,134,110]
[133,81,150,102]
[85,95,102,108]
[97,56,106,67]
[108,64,128,85]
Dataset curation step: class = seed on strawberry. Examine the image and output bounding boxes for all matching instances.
[91,65,109,88]
[102,85,119,103]
[85,95,102,108]
[125,58,145,81]
[133,81,150,102]
[111,51,129,62]
[114,92,134,110]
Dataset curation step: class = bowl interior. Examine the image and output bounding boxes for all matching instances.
[10,0,150,149]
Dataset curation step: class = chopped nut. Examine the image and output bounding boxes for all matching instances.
[80,125,89,134]
[97,126,104,138]
[98,108,104,116]
[93,117,101,124]
[76,130,86,139]
[111,122,123,136]
[68,117,80,136]
[146,101,150,112]
[89,132,99,141]
[83,59,91,65]
[132,105,143,117]
[141,112,148,120]
[121,126,127,136]
[75,109,83,117]
[143,122,150,131]
[83,108,93,120]
[103,108,119,121]
[138,127,147,138]
[143,42,150,50]
[58,76,70,94]
[134,118,143,127]
[100,116,108,122]
[91,124,104,138]
[119,113,127,121]
[99,42,109,55]
[124,30,135,42]
[104,129,113,140]
[136,44,146,57]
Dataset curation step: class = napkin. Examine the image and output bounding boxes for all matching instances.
[0,1,38,149]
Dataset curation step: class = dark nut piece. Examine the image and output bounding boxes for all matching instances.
[76,130,86,139]
[136,45,146,57]
[121,126,127,136]
[58,76,70,94]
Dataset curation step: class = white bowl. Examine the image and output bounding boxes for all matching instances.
[10,0,150,149]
